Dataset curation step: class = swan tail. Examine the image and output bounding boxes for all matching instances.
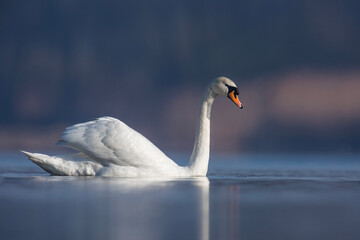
[21,151,102,176]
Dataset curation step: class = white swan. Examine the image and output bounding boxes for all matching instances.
[22,77,243,177]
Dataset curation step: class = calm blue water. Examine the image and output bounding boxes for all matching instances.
[1,152,360,240]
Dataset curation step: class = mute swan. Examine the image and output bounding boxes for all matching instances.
[22,77,243,177]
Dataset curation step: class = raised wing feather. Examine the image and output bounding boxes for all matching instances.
[57,117,177,168]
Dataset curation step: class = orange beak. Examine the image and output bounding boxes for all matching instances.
[228,90,243,109]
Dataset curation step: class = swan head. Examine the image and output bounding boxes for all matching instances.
[211,77,243,109]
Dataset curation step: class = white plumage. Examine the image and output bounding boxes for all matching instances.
[58,117,178,168]
[22,77,243,177]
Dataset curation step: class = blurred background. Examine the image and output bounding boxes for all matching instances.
[0,0,359,153]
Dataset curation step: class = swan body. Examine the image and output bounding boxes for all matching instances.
[22,77,243,177]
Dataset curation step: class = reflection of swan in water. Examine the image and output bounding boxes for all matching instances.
[115,177,210,240]
[194,177,210,240]
[22,77,243,177]
[26,176,210,240]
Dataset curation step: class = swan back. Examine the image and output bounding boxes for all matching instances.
[57,117,178,169]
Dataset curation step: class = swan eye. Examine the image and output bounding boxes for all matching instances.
[225,84,239,96]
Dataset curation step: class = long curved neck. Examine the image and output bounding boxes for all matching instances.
[189,86,217,176]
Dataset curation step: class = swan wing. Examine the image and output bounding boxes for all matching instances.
[57,117,176,168]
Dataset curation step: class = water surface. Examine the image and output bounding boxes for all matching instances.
[1,153,360,240]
